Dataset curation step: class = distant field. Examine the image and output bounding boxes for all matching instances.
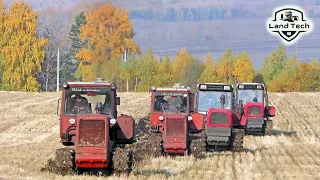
[0,91,319,179]
[133,18,320,68]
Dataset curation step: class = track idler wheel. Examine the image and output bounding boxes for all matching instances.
[230,129,245,152]
[113,146,132,175]
[264,120,273,136]
[41,148,75,175]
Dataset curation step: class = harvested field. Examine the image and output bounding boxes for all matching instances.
[0,91,319,179]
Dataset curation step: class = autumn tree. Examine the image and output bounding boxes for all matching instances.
[135,48,157,92]
[0,1,6,79]
[262,43,287,83]
[181,57,203,90]
[76,3,141,81]
[0,2,48,91]
[215,48,235,83]
[154,54,174,87]
[233,51,255,83]
[198,52,218,83]
[172,48,193,81]
[295,60,320,92]
[268,54,300,92]
[120,54,137,92]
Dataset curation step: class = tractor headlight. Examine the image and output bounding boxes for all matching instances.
[69,118,76,125]
[63,82,68,88]
[110,118,116,125]
[187,116,192,121]
[224,86,230,90]
[110,83,116,90]
[257,85,262,89]
[200,84,207,90]
[239,85,244,89]
[159,116,164,121]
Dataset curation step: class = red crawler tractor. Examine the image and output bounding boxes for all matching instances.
[148,83,206,157]
[44,78,135,175]
[196,83,245,151]
[235,83,276,135]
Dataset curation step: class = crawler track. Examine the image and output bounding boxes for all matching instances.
[230,128,245,152]
[264,119,273,136]
[189,132,206,158]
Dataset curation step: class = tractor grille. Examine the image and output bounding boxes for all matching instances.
[209,112,228,125]
[248,106,262,116]
[165,118,186,137]
[79,120,106,146]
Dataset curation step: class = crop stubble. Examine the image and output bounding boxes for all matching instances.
[0,91,319,179]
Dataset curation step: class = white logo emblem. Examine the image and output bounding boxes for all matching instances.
[266,5,313,45]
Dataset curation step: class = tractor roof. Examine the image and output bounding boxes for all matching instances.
[237,83,265,86]
[154,87,190,92]
[151,83,191,92]
[197,83,233,91]
[67,82,111,86]
[197,83,233,86]
[64,78,114,88]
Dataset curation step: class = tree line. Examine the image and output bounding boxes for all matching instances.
[129,6,261,21]
[0,1,319,93]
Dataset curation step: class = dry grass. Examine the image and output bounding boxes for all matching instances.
[0,91,319,180]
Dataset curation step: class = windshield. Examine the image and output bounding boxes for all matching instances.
[237,89,264,104]
[153,92,189,113]
[197,91,233,111]
[64,87,112,115]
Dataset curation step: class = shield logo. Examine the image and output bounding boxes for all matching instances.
[266,6,312,45]
[277,31,300,42]
[273,8,304,42]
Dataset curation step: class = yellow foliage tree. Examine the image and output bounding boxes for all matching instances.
[233,51,255,83]
[172,48,193,81]
[198,52,218,83]
[135,48,157,91]
[216,48,235,83]
[0,1,6,72]
[0,1,48,91]
[76,3,141,81]
[154,55,174,87]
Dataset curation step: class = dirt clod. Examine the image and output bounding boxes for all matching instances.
[41,148,75,175]
[113,147,132,175]
[132,116,163,164]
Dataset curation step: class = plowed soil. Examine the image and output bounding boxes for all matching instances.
[0,91,319,180]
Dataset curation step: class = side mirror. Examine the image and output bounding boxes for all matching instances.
[116,97,120,105]
[57,98,61,116]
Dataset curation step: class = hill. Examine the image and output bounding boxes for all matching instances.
[0,91,319,179]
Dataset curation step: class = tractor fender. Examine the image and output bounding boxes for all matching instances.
[115,114,135,142]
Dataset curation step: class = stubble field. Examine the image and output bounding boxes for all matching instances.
[0,91,319,180]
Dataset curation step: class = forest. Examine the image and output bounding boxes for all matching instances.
[0,1,319,93]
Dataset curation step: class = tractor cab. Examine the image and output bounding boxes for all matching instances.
[149,83,203,154]
[196,83,234,114]
[235,83,276,134]
[196,83,239,146]
[57,78,134,146]
[150,83,193,131]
